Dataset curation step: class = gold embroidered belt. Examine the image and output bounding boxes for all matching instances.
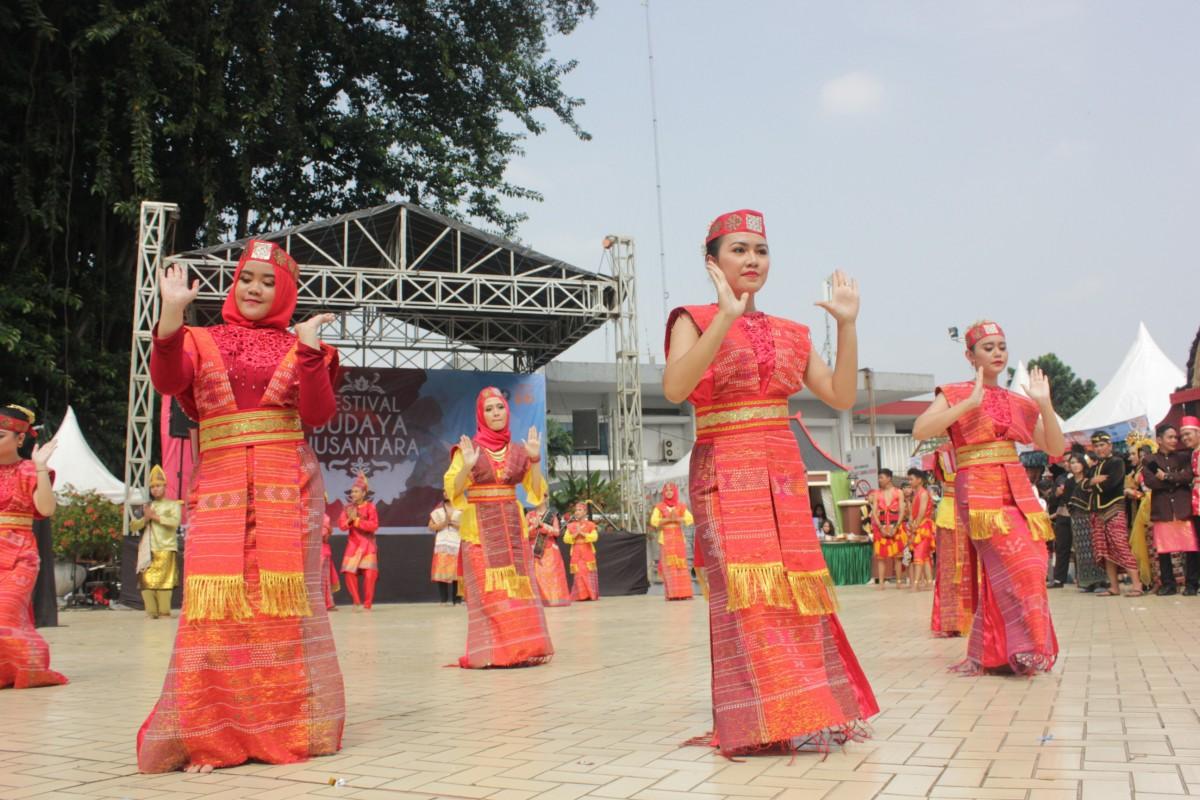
[0,512,33,531]
[955,441,1018,469]
[468,484,517,504]
[199,408,304,453]
[695,399,790,439]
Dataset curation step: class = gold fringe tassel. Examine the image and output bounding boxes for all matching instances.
[725,562,793,612]
[665,555,689,570]
[967,509,1012,540]
[1026,511,1054,541]
[183,574,253,621]
[788,569,839,615]
[484,566,535,600]
[259,570,313,618]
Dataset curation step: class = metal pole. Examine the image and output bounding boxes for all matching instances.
[642,0,670,325]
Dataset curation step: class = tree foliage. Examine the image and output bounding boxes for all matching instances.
[1026,353,1098,420]
[0,0,595,470]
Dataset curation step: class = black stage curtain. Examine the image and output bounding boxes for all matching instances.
[564,529,650,597]
[118,535,184,610]
[32,519,57,628]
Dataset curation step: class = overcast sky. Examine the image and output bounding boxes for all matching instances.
[499,0,1198,392]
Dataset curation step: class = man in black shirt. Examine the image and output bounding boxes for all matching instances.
[1086,432,1144,597]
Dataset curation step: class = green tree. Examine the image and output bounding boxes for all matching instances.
[544,417,574,479]
[1026,353,1098,419]
[1,0,595,471]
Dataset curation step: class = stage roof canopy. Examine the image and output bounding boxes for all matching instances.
[170,202,618,372]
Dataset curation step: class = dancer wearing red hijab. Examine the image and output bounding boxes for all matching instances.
[0,404,67,690]
[564,502,600,601]
[339,472,380,611]
[138,240,345,772]
[914,320,1064,674]
[444,387,553,668]
[664,209,877,756]
[528,504,570,607]
[650,483,695,600]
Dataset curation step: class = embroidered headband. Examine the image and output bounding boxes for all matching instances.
[0,404,36,438]
[244,239,299,280]
[706,209,767,245]
[965,321,1004,349]
[1181,416,1200,432]
[1090,431,1112,444]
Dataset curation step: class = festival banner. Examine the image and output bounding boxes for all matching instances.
[311,368,547,533]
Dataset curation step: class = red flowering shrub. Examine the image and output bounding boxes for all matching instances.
[52,487,123,562]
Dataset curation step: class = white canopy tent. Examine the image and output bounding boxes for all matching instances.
[1064,323,1185,438]
[46,406,127,503]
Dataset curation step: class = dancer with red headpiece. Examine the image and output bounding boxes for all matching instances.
[649,483,694,600]
[564,502,600,601]
[664,209,877,756]
[914,320,1064,674]
[138,241,345,772]
[444,387,553,668]
[320,497,339,611]
[0,404,67,690]
[340,472,380,610]
[528,503,570,607]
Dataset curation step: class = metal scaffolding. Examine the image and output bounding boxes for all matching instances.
[605,236,646,527]
[127,201,650,522]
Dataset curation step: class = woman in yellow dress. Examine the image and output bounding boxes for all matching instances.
[129,465,182,619]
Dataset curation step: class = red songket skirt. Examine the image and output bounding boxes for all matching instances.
[137,450,344,772]
[958,484,1057,674]
[909,519,936,564]
[460,542,553,667]
[0,522,68,690]
[690,438,878,755]
[658,524,694,600]
[930,521,975,638]
[340,530,377,573]
[534,541,571,607]
[569,542,600,601]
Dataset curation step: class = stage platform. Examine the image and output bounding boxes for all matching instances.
[4,587,1199,799]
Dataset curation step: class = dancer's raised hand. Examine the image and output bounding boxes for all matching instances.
[30,438,57,470]
[814,269,860,324]
[523,426,541,459]
[706,264,748,320]
[459,435,479,468]
[964,366,986,410]
[295,313,335,348]
[159,263,199,314]
[1024,365,1053,406]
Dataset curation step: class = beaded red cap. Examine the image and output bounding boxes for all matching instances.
[706,209,766,244]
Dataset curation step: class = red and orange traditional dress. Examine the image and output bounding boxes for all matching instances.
[930,446,974,637]
[909,486,936,565]
[940,381,1057,674]
[668,303,877,755]
[138,240,344,772]
[0,455,67,690]
[528,510,570,607]
[650,483,694,600]
[564,510,600,602]
[872,488,905,560]
[444,388,553,668]
[339,474,379,609]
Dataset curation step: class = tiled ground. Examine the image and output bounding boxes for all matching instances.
[3,584,1200,799]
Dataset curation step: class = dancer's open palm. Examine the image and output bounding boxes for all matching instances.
[814,269,860,324]
[706,265,748,319]
[459,436,479,468]
[523,427,541,459]
[159,263,199,313]
[1024,366,1053,405]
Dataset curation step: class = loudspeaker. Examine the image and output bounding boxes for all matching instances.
[168,397,198,439]
[572,409,600,451]
[661,438,679,462]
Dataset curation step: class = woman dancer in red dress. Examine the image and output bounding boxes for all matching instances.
[914,321,1064,674]
[138,240,344,772]
[444,387,552,668]
[0,405,66,690]
[339,473,380,611]
[664,209,877,755]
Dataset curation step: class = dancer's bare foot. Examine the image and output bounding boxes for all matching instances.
[184,764,215,774]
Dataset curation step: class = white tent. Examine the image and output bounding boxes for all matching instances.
[46,406,126,503]
[1064,323,1185,435]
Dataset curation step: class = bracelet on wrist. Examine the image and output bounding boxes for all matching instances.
[528,455,541,464]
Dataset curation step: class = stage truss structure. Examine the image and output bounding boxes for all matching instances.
[126,201,646,527]
[604,237,647,527]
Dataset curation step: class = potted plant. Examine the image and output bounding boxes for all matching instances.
[52,486,123,596]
